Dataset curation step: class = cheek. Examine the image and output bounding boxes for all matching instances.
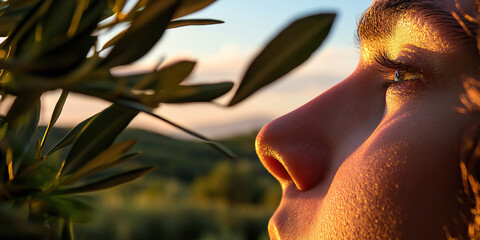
[313,94,471,238]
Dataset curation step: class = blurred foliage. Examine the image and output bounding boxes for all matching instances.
[0,0,334,239]
[70,129,279,240]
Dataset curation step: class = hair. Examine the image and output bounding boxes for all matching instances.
[453,2,480,239]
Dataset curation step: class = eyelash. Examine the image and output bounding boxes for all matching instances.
[375,53,424,88]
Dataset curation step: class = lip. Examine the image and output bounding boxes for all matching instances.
[268,181,328,240]
[267,182,300,240]
[268,220,280,240]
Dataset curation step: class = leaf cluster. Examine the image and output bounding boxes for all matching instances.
[0,0,335,239]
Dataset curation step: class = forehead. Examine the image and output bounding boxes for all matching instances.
[358,0,477,61]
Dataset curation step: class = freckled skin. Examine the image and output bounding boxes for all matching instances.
[255,0,480,239]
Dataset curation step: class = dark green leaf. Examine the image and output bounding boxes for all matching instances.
[76,0,109,33]
[173,0,217,19]
[46,114,97,156]
[62,104,138,175]
[228,13,335,106]
[92,152,141,172]
[5,93,40,123]
[2,184,41,198]
[167,19,223,29]
[1,0,49,52]
[114,99,236,159]
[61,140,137,185]
[5,95,40,174]
[0,1,38,36]
[60,218,74,240]
[102,0,180,68]
[40,91,68,148]
[130,60,196,90]
[71,80,133,101]
[159,81,234,103]
[41,0,76,42]
[52,167,156,195]
[101,28,127,51]
[5,0,106,76]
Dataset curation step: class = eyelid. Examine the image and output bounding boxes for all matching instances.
[374,52,422,75]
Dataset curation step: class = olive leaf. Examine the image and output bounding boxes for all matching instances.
[113,99,237,159]
[61,140,138,185]
[52,167,156,195]
[173,0,217,19]
[228,13,336,106]
[45,114,97,157]
[40,91,68,149]
[157,81,234,103]
[5,95,40,174]
[62,104,138,175]
[102,0,180,68]
[168,19,223,29]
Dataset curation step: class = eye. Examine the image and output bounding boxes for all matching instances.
[390,69,423,85]
[375,53,424,89]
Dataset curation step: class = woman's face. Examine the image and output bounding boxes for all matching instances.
[255,0,480,239]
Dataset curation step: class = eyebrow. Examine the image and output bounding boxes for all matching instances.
[356,0,477,46]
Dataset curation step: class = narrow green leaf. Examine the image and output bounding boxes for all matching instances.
[109,60,196,95]
[52,167,156,195]
[173,0,217,19]
[136,60,196,90]
[8,0,105,75]
[62,104,138,175]
[228,13,336,106]
[74,0,109,35]
[5,95,40,173]
[93,151,141,171]
[71,80,133,101]
[41,0,76,41]
[61,140,137,185]
[158,81,234,103]
[2,184,41,198]
[46,114,97,156]
[113,99,237,159]
[0,2,37,36]
[167,19,223,29]
[101,28,127,51]
[102,0,180,68]
[60,218,74,240]
[1,0,50,51]
[5,94,40,123]
[41,91,68,149]
[11,20,97,77]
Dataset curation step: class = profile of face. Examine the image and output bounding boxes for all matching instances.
[255,0,480,239]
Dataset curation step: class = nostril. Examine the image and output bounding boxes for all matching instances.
[256,133,329,191]
[255,117,330,192]
[263,156,291,181]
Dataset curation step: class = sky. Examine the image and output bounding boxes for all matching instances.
[41,0,373,138]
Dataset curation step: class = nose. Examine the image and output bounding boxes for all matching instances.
[255,100,331,191]
[255,70,384,191]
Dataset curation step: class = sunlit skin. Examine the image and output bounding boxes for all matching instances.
[255,0,480,239]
